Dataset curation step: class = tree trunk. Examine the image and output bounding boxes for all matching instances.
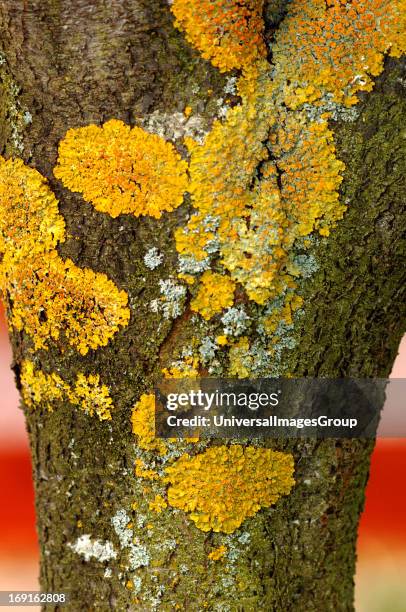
[0,1,405,610]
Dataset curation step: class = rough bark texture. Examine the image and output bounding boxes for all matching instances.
[0,1,404,611]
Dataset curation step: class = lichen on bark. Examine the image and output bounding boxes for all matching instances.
[0,1,404,610]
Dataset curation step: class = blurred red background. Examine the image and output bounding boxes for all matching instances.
[0,304,405,610]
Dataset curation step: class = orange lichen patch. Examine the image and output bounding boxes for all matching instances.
[170,0,406,345]
[273,0,406,107]
[269,110,346,237]
[183,108,263,219]
[0,157,65,268]
[208,545,227,561]
[149,494,168,514]
[191,271,235,320]
[134,459,159,481]
[172,64,287,305]
[0,156,130,355]
[176,62,274,265]
[20,360,114,421]
[171,0,267,72]
[131,393,167,455]
[174,59,346,307]
[219,167,287,304]
[54,119,189,219]
[162,354,200,379]
[165,445,295,533]
[20,360,69,411]
[69,373,113,421]
[6,251,130,355]
[175,217,216,264]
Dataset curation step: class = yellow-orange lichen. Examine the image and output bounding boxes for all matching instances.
[169,0,406,359]
[0,156,130,354]
[165,445,295,533]
[121,0,406,538]
[274,0,406,108]
[20,360,114,421]
[54,119,189,219]
[149,494,168,514]
[227,336,252,379]
[208,545,227,561]
[261,292,304,336]
[131,393,167,455]
[171,0,267,72]
[268,111,346,238]
[7,252,129,355]
[134,458,159,481]
[162,354,200,379]
[0,157,65,268]
[190,271,235,320]
[20,360,69,411]
[69,373,113,421]
[173,59,345,309]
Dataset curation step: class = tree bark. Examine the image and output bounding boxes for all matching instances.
[0,1,405,610]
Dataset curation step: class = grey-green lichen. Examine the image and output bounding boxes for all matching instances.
[0,52,30,155]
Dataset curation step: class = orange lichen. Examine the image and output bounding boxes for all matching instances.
[173,59,345,308]
[169,0,406,366]
[165,445,295,533]
[171,0,267,72]
[134,459,159,481]
[162,354,200,379]
[0,156,130,354]
[20,360,114,421]
[175,63,276,299]
[274,0,406,108]
[69,373,113,421]
[20,360,69,411]
[131,393,167,455]
[261,292,304,335]
[7,252,129,355]
[190,271,235,320]
[54,119,189,219]
[149,494,168,514]
[0,156,65,269]
[227,336,253,379]
[208,545,227,561]
[269,111,346,238]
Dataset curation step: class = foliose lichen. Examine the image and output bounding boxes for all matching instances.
[0,156,130,354]
[131,394,167,455]
[68,535,117,563]
[54,119,189,219]
[20,360,114,421]
[169,0,406,372]
[171,0,267,72]
[164,445,295,533]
